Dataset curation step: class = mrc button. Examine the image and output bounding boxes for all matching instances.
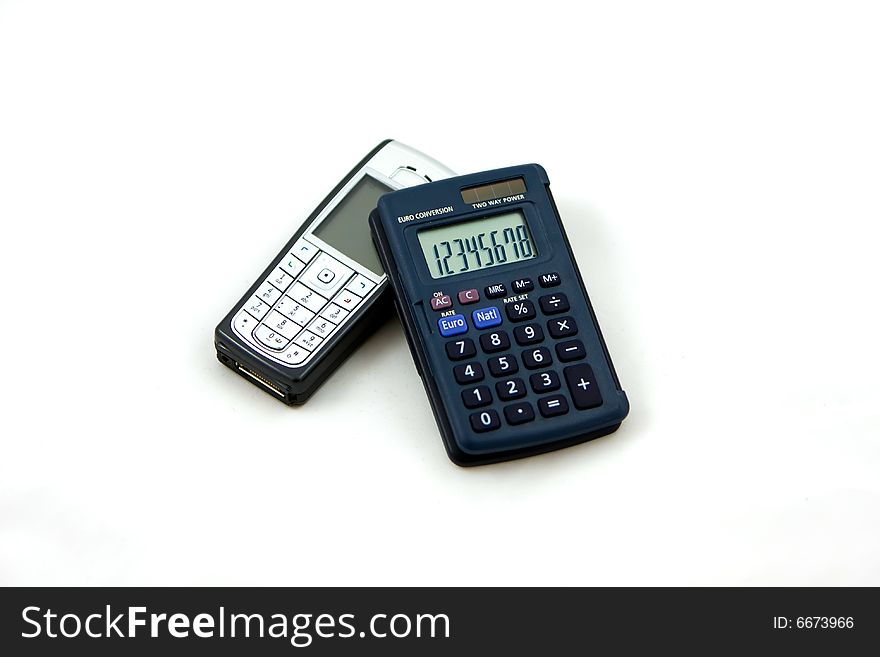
[485,283,507,299]
[471,306,502,329]
[438,314,467,337]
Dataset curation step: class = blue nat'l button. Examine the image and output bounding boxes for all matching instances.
[438,314,468,337]
[471,306,502,329]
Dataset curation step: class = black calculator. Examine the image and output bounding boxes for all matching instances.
[369,165,629,465]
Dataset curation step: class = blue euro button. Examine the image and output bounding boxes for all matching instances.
[471,306,502,329]
[438,314,468,337]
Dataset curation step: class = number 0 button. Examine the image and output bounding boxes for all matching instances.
[470,409,501,432]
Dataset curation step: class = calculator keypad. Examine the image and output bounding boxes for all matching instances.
[233,237,378,367]
[439,273,605,434]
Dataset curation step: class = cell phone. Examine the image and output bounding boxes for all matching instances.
[369,164,629,465]
[215,140,455,404]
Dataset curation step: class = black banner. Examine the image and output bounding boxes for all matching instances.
[1,588,876,654]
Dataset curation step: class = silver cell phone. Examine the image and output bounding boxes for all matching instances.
[214,140,455,404]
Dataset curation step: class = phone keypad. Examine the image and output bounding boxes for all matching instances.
[234,238,374,363]
[432,273,605,434]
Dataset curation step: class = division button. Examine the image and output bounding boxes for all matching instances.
[431,294,452,311]
[504,402,535,425]
[458,288,480,304]
[438,314,468,337]
[453,362,484,384]
[538,395,569,417]
[485,283,507,299]
[547,316,578,339]
[505,299,536,322]
[564,364,603,409]
[495,377,526,400]
[471,306,502,329]
[470,409,501,433]
[539,293,570,314]
[511,277,534,293]
[445,338,476,360]
[539,272,561,287]
[462,385,492,409]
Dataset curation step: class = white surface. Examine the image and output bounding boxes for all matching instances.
[0,0,878,586]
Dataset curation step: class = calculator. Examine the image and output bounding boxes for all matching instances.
[214,140,455,404]
[369,164,629,465]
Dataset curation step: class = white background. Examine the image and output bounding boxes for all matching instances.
[1,0,878,586]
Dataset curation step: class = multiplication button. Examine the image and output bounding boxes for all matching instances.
[547,316,578,339]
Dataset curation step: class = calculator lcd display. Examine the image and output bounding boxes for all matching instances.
[417,210,538,279]
[313,175,392,275]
